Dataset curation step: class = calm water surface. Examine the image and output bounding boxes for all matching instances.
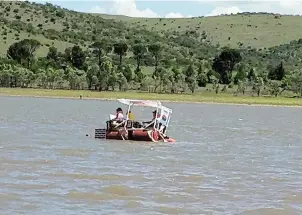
[1,96,302,215]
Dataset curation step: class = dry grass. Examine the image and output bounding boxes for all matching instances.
[1,88,302,107]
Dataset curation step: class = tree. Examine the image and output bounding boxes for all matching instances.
[148,42,161,70]
[65,67,77,89]
[42,67,64,89]
[65,67,86,90]
[113,42,128,66]
[47,46,58,61]
[268,80,282,97]
[116,72,127,91]
[197,63,207,87]
[247,68,257,82]
[209,75,219,93]
[206,69,220,83]
[107,68,118,91]
[122,64,134,84]
[91,40,107,67]
[252,76,264,96]
[152,67,165,92]
[63,47,72,64]
[7,39,41,68]
[140,76,153,92]
[152,67,161,92]
[45,46,60,69]
[161,69,174,93]
[212,48,242,84]
[184,64,198,93]
[71,45,86,70]
[0,64,12,87]
[171,67,185,93]
[268,61,285,81]
[98,56,113,91]
[86,64,99,90]
[237,79,248,95]
[288,69,302,96]
[234,64,247,85]
[132,43,147,73]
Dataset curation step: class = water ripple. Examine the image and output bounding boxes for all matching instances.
[1,97,302,214]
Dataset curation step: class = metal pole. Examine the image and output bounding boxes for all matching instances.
[164,109,172,134]
[154,101,159,130]
[126,103,132,120]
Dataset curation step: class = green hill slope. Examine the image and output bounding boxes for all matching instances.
[0,1,126,56]
[0,1,218,72]
[1,1,302,67]
[97,13,302,49]
[1,1,302,55]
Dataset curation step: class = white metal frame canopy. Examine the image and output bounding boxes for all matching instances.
[118,99,161,108]
[117,98,173,133]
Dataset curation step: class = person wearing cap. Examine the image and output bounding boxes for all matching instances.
[143,110,157,128]
[152,110,157,120]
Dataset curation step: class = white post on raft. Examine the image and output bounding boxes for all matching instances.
[126,103,132,120]
[154,101,161,131]
[157,106,172,135]
[164,112,171,134]
[165,109,172,129]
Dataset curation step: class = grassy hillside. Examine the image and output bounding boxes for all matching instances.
[97,13,302,49]
[0,1,216,73]
[0,1,116,56]
[0,1,302,68]
[1,1,302,55]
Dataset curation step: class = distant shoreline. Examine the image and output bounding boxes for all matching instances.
[1,88,302,108]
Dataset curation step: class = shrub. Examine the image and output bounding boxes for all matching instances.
[56,11,65,18]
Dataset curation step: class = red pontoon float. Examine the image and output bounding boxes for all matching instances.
[95,99,176,143]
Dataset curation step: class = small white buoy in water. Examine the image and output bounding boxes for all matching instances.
[150,147,154,150]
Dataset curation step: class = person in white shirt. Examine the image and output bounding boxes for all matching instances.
[115,107,124,122]
[112,107,128,139]
[110,107,125,128]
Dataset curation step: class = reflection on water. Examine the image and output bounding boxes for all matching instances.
[1,96,302,214]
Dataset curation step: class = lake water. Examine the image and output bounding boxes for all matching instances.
[1,96,302,215]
